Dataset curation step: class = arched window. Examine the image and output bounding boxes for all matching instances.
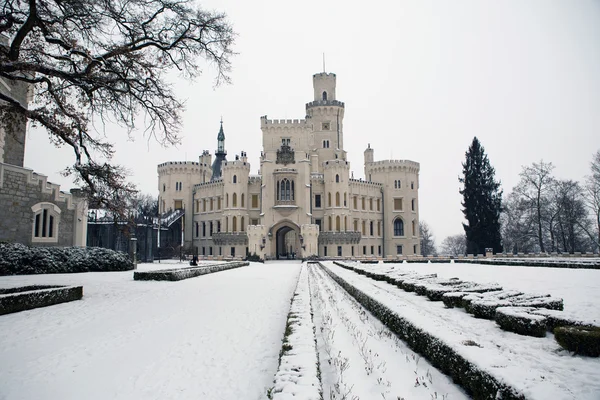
[163,184,166,192]
[241,217,245,232]
[233,193,237,207]
[344,193,347,207]
[241,194,245,208]
[226,193,229,208]
[278,178,293,201]
[291,181,295,200]
[233,175,237,183]
[412,220,416,236]
[344,216,348,231]
[225,216,229,232]
[335,192,340,207]
[328,216,332,232]
[336,216,341,232]
[277,181,280,200]
[31,202,60,243]
[232,216,237,232]
[394,218,405,236]
[328,192,332,207]
[336,174,340,183]
[322,91,327,101]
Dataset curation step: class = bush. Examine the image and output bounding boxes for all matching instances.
[0,243,133,275]
[442,292,469,308]
[495,307,548,337]
[554,326,600,357]
[245,252,264,263]
[133,261,248,281]
[531,309,595,332]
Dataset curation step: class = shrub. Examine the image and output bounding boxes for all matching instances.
[442,292,469,308]
[495,307,548,337]
[0,285,83,315]
[531,309,595,332]
[133,261,248,281]
[245,252,264,263]
[554,326,600,357]
[0,243,133,275]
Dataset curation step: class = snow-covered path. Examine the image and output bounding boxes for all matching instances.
[308,264,468,400]
[0,262,301,400]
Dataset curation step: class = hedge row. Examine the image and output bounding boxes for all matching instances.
[0,285,83,315]
[320,262,525,399]
[457,258,600,270]
[0,242,133,275]
[270,265,321,399]
[133,261,248,281]
[495,307,548,337]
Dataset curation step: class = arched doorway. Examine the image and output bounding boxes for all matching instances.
[272,221,300,260]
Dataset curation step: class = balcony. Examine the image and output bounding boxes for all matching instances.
[318,231,361,245]
[212,232,248,245]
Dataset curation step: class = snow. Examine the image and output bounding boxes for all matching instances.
[384,261,600,321]
[0,262,301,400]
[322,261,600,400]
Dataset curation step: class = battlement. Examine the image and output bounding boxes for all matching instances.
[349,178,382,188]
[313,72,336,79]
[366,159,420,173]
[260,115,310,128]
[158,161,200,168]
[306,100,345,109]
[194,179,224,189]
[222,160,251,169]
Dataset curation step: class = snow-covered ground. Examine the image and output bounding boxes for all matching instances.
[0,262,301,400]
[308,264,468,400]
[386,261,600,321]
[323,261,600,399]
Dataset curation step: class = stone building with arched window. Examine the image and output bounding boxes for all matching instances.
[157,72,420,259]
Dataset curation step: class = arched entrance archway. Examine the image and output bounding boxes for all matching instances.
[270,221,301,260]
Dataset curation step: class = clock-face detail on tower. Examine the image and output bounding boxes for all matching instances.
[322,122,330,131]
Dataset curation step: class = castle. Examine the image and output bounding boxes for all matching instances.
[157,72,420,259]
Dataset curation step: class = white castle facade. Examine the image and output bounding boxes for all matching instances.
[157,72,420,259]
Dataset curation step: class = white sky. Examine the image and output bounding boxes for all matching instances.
[24,0,600,245]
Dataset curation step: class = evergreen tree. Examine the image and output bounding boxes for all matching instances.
[459,137,503,255]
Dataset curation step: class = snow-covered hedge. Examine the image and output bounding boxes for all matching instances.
[0,243,133,275]
[530,308,597,332]
[458,258,600,270]
[554,326,600,357]
[465,291,563,320]
[495,307,548,337]
[269,265,321,400]
[133,261,248,281]
[0,285,83,315]
[319,262,525,399]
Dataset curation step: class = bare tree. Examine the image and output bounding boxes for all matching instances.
[440,234,466,257]
[514,161,555,253]
[501,191,537,254]
[419,221,436,256]
[549,180,590,253]
[584,150,600,251]
[0,0,235,215]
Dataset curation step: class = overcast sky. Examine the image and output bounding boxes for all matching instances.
[24,0,600,245]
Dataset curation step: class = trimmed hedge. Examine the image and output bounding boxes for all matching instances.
[495,307,548,337]
[554,326,600,357]
[466,293,564,320]
[0,285,83,315]
[133,261,248,281]
[319,263,525,399]
[531,309,596,333]
[457,258,600,270]
[0,243,133,275]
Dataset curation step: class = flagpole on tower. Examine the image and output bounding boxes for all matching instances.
[323,53,325,73]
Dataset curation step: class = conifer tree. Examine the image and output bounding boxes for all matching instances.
[459,137,503,255]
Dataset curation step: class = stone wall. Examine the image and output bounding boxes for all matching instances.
[0,163,86,246]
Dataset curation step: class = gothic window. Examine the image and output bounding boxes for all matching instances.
[232,216,237,232]
[336,174,339,183]
[218,197,221,210]
[344,216,347,231]
[394,218,405,236]
[370,198,373,211]
[202,222,206,237]
[328,216,332,232]
[233,175,237,183]
[362,220,366,235]
[322,91,327,101]
[411,198,415,211]
[241,217,245,232]
[336,216,341,232]
[394,181,397,189]
[195,222,199,238]
[335,192,340,207]
[328,192,332,207]
[377,199,381,211]
[241,194,245,208]
[377,221,381,236]
[412,220,416,236]
[210,221,213,235]
[344,193,347,207]
[203,199,206,212]
[225,217,229,232]
[323,140,330,148]
[411,181,415,190]
[315,194,321,208]
[226,193,229,208]
[233,193,237,207]
[370,221,374,236]
[32,203,60,243]
[163,184,166,192]
[210,198,214,211]
[278,178,293,201]
[362,197,365,210]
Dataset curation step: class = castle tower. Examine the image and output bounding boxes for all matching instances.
[211,120,228,181]
[364,144,374,180]
[306,73,345,162]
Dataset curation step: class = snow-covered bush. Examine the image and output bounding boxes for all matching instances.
[0,243,133,275]
[531,309,597,333]
[269,265,321,399]
[442,292,469,308]
[0,285,83,315]
[495,307,548,337]
[465,291,563,320]
[554,326,600,357]
[133,261,248,281]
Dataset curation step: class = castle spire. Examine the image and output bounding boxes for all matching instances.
[217,119,225,153]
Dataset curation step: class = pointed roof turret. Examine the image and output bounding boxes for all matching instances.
[218,118,225,141]
[212,119,227,181]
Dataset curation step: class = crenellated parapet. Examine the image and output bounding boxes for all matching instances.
[157,161,202,176]
[194,179,224,189]
[348,178,383,189]
[306,99,345,109]
[366,159,420,174]
[260,115,311,129]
